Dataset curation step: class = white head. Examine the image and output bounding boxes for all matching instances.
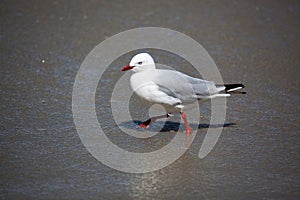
[122,53,156,72]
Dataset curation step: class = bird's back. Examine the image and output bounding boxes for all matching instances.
[130,69,222,104]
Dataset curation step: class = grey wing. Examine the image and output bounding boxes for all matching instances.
[152,70,199,103]
[178,72,223,96]
[153,70,224,101]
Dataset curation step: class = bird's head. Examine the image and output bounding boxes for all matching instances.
[122,53,156,72]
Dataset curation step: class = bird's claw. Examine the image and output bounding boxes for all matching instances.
[185,128,192,135]
[140,124,150,129]
[139,119,151,129]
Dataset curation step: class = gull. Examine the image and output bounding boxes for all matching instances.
[121,53,245,134]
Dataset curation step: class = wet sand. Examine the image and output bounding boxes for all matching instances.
[1,0,299,199]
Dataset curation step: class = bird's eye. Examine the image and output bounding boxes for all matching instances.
[138,62,142,65]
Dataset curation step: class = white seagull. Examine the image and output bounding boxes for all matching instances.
[122,53,245,134]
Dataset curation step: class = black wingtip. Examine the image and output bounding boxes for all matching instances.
[224,84,245,93]
[229,91,247,94]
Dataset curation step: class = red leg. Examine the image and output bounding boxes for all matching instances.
[180,112,192,135]
[140,118,152,128]
[140,114,170,128]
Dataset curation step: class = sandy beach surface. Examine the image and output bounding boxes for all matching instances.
[1,1,299,199]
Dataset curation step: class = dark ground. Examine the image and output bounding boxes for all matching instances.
[1,0,299,199]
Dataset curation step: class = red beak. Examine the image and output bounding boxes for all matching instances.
[121,65,134,71]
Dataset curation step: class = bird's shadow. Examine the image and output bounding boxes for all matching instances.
[119,120,237,133]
